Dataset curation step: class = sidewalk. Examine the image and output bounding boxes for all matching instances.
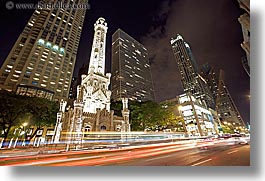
[0,145,65,158]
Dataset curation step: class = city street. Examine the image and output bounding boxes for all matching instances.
[0,139,250,166]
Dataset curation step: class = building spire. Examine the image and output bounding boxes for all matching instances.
[88,17,108,75]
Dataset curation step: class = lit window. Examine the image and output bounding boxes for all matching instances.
[59,47,65,54]
[46,42,52,48]
[38,39,45,45]
[13,74,19,78]
[53,45,59,51]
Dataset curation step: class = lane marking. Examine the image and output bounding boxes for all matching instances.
[227,150,238,155]
[191,159,212,166]
[146,155,172,162]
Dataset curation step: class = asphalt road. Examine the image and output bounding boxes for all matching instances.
[102,144,250,166]
[0,140,250,166]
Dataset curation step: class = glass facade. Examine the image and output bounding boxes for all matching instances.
[215,70,245,127]
[170,34,215,109]
[178,94,215,137]
[111,29,155,102]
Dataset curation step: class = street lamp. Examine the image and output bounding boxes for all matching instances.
[21,122,28,146]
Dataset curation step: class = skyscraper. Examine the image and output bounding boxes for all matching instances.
[111,29,155,102]
[201,63,219,103]
[0,0,88,101]
[170,34,215,109]
[216,70,246,127]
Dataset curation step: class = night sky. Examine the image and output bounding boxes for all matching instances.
[0,0,250,124]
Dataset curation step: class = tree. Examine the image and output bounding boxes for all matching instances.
[0,90,31,144]
[221,125,234,134]
[110,100,185,132]
[110,100,122,117]
[0,90,59,145]
[26,97,59,141]
[129,101,170,131]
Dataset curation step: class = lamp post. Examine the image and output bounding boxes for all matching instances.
[21,122,28,146]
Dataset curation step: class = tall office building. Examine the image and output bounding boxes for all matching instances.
[170,34,215,109]
[215,70,246,127]
[68,77,77,99]
[201,63,219,103]
[111,29,155,102]
[0,0,88,101]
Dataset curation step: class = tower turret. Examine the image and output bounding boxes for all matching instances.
[88,17,108,74]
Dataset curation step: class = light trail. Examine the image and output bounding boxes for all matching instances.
[1,139,222,166]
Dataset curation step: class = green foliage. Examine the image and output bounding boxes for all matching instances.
[111,100,185,132]
[25,96,59,140]
[128,100,184,131]
[221,125,234,134]
[110,100,122,117]
[0,90,31,140]
[0,90,59,141]
[27,97,59,128]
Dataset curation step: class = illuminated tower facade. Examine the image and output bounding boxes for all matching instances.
[111,29,155,102]
[216,70,246,127]
[77,17,111,113]
[170,34,215,109]
[0,0,88,101]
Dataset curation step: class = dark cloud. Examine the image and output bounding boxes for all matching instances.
[141,0,250,123]
[0,0,249,123]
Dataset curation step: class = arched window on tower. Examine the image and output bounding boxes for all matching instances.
[100,125,106,131]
